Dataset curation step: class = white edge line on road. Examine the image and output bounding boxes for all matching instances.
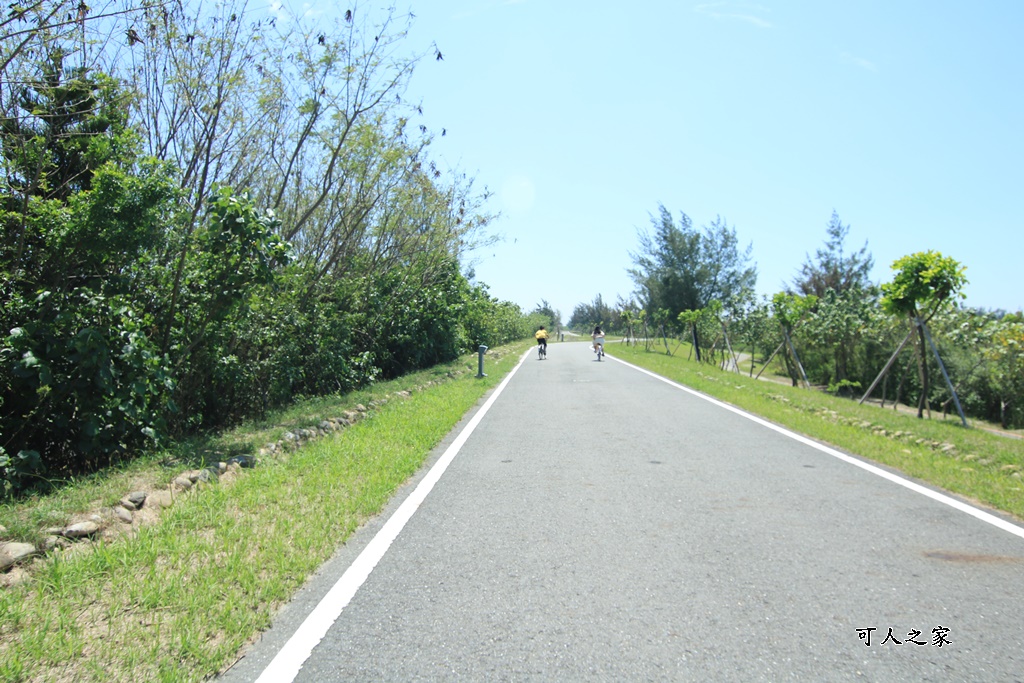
[609,354,1024,542]
[254,348,533,683]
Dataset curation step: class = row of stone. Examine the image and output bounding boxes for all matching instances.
[768,394,966,456]
[0,372,465,576]
[0,463,236,572]
[0,517,108,570]
[267,406,372,454]
[775,395,1021,478]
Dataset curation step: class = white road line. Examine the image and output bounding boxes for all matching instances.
[610,354,1024,541]
[254,348,533,683]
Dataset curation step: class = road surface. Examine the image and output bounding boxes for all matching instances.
[221,342,1024,682]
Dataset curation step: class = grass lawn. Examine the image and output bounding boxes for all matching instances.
[0,343,529,682]
[2,338,1021,681]
[609,342,1024,522]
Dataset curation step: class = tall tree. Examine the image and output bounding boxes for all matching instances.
[630,204,756,349]
[1,41,180,478]
[531,300,561,330]
[789,211,875,385]
[803,288,875,385]
[568,294,615,332]
[984,320,1024,428]
[1,0,509,484]
[879,251,968,418]
[734,295,776,377]
[793,210,874,297]
[770,292,816,386]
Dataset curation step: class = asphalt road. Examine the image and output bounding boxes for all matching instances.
[221,342,1024,682]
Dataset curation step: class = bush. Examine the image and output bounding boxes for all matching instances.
[0,289,171,489]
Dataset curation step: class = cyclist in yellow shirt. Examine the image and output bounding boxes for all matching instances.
[535,326,549,359]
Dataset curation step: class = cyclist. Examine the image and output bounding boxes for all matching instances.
[535,326,549,359]
[592,325,605,360]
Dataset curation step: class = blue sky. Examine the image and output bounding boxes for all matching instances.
[389,1,1022,319]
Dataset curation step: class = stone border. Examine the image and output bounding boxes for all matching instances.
[0,357,495,585]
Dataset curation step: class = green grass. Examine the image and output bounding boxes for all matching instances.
[0,342,529,682]
[611,343,1024,521]
[4,338,1019,681]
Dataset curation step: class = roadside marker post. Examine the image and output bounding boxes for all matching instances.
[476,345,488,378]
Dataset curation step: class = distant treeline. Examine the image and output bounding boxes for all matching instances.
[569,206,1024,429]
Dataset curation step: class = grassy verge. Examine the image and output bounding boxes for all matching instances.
[0,342,529,682]
[610,343,1024,521]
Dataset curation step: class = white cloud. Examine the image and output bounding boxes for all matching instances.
[694,2,773,29]
[841,51,877,72]
[266,1,322,25]
[269,1,288,23]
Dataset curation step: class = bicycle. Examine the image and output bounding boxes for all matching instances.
[537,342,547,360]
[594,340,604,361]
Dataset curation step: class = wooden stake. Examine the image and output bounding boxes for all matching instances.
[755,340,786,380]
[920,320,968,427]
[859,328,914,405]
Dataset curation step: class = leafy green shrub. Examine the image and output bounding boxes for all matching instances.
[1,289,171,486]
[460,283,529,350]
[0,447,43,498]
[163,189,290,431]
[1,156,179,490]
[0,48,528,493]
[827,379,862,397]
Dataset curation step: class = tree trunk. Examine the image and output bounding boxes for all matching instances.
[781,344,798,386]
[914,316,930,419]
[783,327,809,387]
[835,339,849,384]
[721,321,740,373]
